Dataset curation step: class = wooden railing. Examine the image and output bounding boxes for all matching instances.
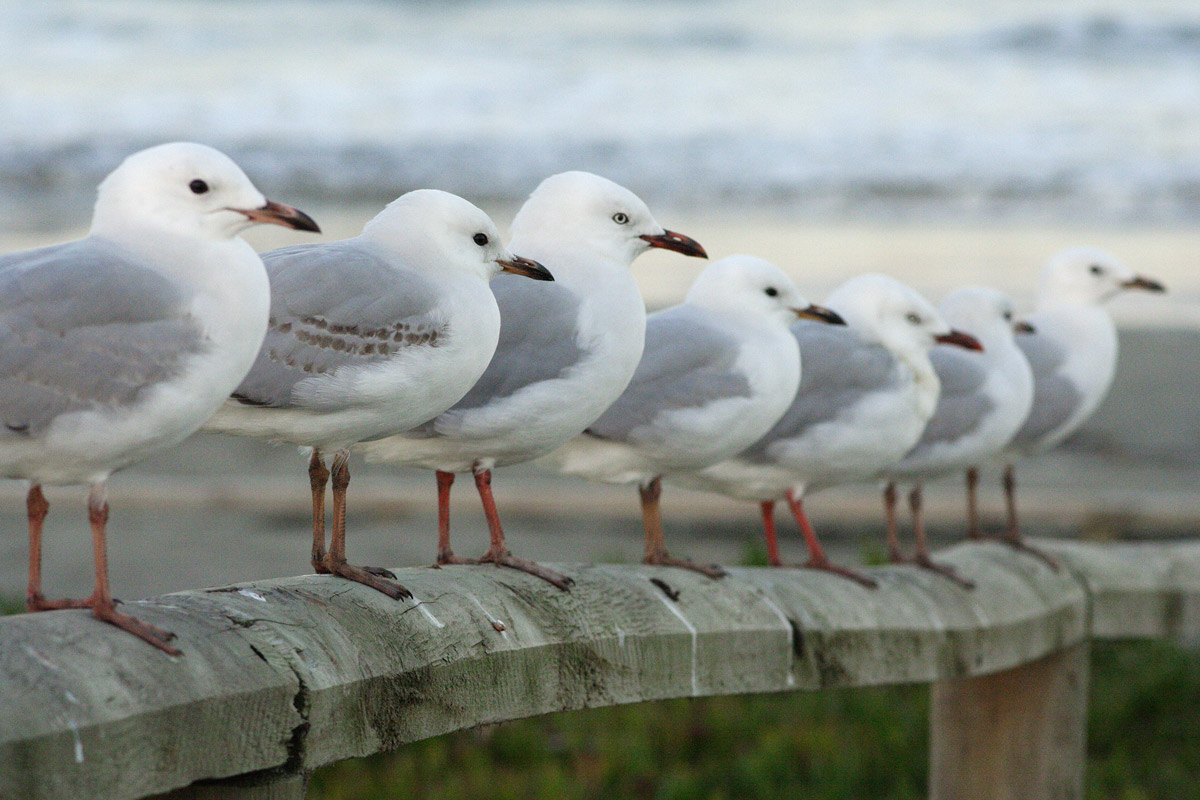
[2,539,1198,800]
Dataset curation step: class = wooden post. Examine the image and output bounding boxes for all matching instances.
[929,641,1090,800]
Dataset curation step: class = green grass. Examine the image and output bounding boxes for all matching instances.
[309,640,1200,800]
[0,595,22,616]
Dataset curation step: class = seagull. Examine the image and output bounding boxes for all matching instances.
[543,255,845,577]
[358,171,707,590]
[1001,247,1164,564]
[0,142,319,654]
[879,287,1035,587]
[204,190,552,599]
[672,274,981,587]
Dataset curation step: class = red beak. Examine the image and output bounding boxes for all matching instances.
[639,230,707,259]
[935,329,984,351]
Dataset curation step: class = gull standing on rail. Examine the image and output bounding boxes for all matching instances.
[0,142,319,653]
[205,191,552,598]
[359,171,707,590]
[673,274,981,587]
[879,287,1035,587]
[1000,247,1164,564]
[544,255,845,577]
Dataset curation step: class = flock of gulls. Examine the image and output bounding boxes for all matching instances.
[0,143,1165,655]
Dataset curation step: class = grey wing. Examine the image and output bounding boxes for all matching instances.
[443,273,586,413]
[906,346,994,456]
[232,241,447,409]
[743,320,899,460]
[1011,329,1082,446]
[585,306,750,442]
[0,238,206,436]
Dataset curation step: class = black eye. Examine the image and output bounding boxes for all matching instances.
[764,287,779,297]
[1003,311,1013,321]
[906,312,921,324]
[1089,264,1103,275]
[473,233,489,246]
[189,179,209,195]
[612,212,629,225]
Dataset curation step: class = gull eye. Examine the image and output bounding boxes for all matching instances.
[189,179,209,195]
[905,312,921,324]
[612,212,629,225]
[764,287,779,297]
[1089,264,1103,275]
[473,233,489,246]
[1003,311,1013,321]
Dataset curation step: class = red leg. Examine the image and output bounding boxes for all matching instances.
[308,450,331,574]
[760,500,782,567]
[435,470,478,566]
[474,467,574,590]
[82,483,181,655]
[322,450,410,599]
[965,467,983,540]
[785,490,877,588]
[639,477,725,578]
[883,482,904,563]
[909,484,974,589]
[1001,464,1059,569]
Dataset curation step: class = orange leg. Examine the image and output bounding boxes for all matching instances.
[1001,464,1059,569]
[321,450,410,599]
[882,481,905,563]
[909,484,974,589]
[24,485,91,611]
[639,477,725,578]
[81,483,181,655]
[308,450,331,573]
[965,467,983,540]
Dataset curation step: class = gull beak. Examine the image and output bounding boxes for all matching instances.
[498,255,554,281]
[1122,275,1166,293]
[237,200,321,233]
[935,329,984,351]
[793,304,846,326]
[639,230,708,259]
[1013,320,1036,334]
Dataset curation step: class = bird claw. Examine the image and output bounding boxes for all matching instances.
[322,556,412,600]
[644,553,727,579]
[913,555,976,590]
[797,557,879,589]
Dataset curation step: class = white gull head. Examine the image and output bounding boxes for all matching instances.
[362,189,551,283]
[90,142,318,241]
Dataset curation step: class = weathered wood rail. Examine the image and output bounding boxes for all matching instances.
[2,539,1198,800]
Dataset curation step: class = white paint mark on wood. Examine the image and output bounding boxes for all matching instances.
[655,594,698,696]
[237,590,267,603]
[408,596,445,629]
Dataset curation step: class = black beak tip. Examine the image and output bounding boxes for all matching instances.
[289,209,321,234]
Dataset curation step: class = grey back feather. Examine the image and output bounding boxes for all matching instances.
[0,238,206,436]
[743,320,900,461]
[439,273,586,414]
[584,305,751,443]
[232,241,447,409]
[1011,329,1082,445]
[905,345,994,458]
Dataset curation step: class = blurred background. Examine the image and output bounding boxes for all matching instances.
[1,1,1198,797]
